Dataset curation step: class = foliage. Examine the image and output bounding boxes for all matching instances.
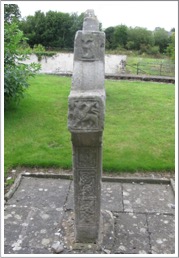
[146,45,160,56]
[127,27,155,51]
[4,75,174,176]
[113,25,128,49]
[153,27,169,53]
[105,26,115,49]
[4,4,21,23]
[166,32,175,61]
[33,44,46,52]
[19,10,84,49]
[126,56,175,76]
[4,22,41,107]
[104,25,172,57]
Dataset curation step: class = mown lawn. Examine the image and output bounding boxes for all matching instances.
[4,75,175,176]
[126,56,175,76]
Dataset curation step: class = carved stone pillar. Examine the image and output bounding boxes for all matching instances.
[68,10,105,243]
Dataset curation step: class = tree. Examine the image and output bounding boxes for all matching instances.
[166,32,175,61]
[19,11,85,49]
[4,4,21,23]
[113,25,128,48]
[154,27,169,53]
[42,11,72,48]
[69,12,84,47]
[19,11,46,47]
[4,22,40,106]
[104,26,115,49]
[127,27,154,51]
[19,15,37,47]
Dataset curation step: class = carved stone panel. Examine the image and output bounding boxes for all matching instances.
[78,198,96,224]
[68,98,104,132]
[75,170,97,225]
[79,170,96,196]
[74,31,105,62]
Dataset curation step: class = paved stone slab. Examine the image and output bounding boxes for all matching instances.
[101,182,123,211]
[4,177,175,254]
[65,182,74,210]
[123,183,174,214]
[147,213,175,254]
[4,206,33,246]
[4,177,70,254]
[113,213,150,254]
[4,205,64,253]
[7,177,71,209]
[22,208,63,248]
[4,245,51,254]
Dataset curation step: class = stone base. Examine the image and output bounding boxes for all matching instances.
[58,210,114,252]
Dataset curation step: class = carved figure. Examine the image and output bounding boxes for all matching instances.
[81,34,95,59]
[69,100,99,129]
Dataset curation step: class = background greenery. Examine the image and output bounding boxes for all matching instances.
[4,5,41,107]
[4,75,175,176]
[5,4,175,59]
[125,56,175,76]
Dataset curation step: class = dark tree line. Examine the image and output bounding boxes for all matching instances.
[105,25,174,55]
[19,10,85,49]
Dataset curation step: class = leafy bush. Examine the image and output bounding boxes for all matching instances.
[33,44,45,52]
[166,32,175,61]
[4,22,41,107]
[147,46,160,56]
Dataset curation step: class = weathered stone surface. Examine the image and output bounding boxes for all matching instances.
[4,205,64,253]
[7,177,71,209]
[68,9,106,243]
[113,213,150,254]
[101,182,123,211]
[74,32,105,62]
[4,176,175,254]
[68,96,105,132]
[83,9,99,31]
[4,177,69,254]
[51,241,64,254]
[4,245,51,254]
[147,214,175,254]
[4,206,30,247]
[122,183,175,214]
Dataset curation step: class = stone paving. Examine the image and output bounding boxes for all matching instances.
[4,176,175,255]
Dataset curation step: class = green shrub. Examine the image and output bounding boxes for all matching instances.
[31,44,57,61]
[166,32,175,61]
[33,44,45,52]
[4,22,40,107]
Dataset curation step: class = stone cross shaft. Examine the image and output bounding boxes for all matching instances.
[68,9,105,243]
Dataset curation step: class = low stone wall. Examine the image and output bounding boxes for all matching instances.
[23,53,127,75]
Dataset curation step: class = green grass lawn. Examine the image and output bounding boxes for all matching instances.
[4,74,175,177]
[126,56,175,76]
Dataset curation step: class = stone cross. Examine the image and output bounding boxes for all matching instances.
[68,9,105,243]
